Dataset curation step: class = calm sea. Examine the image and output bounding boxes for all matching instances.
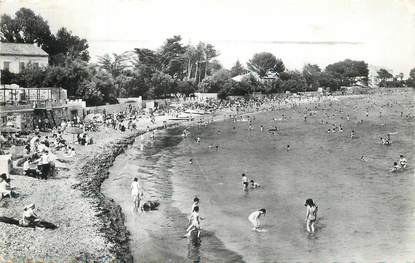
[102,94,415,262]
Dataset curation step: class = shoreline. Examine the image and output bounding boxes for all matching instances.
[74,123,181,262]
[2,89,411,261]
[98,94,359,262]
[73,132,138,262]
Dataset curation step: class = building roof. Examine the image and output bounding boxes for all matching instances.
[0,42,48,57]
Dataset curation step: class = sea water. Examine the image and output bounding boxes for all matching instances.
[102,94,415,262]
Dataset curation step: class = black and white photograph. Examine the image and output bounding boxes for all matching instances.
[0,0,414,262]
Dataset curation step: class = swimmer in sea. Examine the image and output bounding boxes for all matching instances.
[391,161,400,173]
[305,199,318,233]
[189,159,193,164]
[286,145,290,151]
[191,197,199,215]
[250,180,261,189]
[399,155,407,169]
[248,208,266,230]
[242,173,249,191]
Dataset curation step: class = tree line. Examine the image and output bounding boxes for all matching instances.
[1,8,414,106]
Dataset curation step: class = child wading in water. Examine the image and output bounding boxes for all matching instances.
[305,199,318,233]
[186,206,201,238]
[248,208,266,230]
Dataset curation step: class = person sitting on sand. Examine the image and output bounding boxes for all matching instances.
[20,203,39,227]
[248,208,266,230]
[399,155,407,169]
[391,161,400,173]
[0,177,13,200]
[186,206,201,238]
[250,180,261,189]
[305,199,318,233]
[67,147,76,158]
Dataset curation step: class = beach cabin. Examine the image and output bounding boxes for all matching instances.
[194,93,218,101]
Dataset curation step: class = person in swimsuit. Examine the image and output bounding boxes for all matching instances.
[305,198,318,233]
[242,173,248,191]
[250,180,261,189]
[399,155,407,169]
[248,208,266,230]
[391,161,400,172]
[186,206,201,238]
[131,178,143,211]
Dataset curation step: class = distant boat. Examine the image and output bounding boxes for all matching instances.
[169,113,194,121]
[184,109,209,115]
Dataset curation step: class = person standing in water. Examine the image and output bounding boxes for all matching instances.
[131,178,143,211]
[305,199,318,233]
[242,173,249,191]
[399,154,407,169]
[186,206,201,238]
[248,208,266,230]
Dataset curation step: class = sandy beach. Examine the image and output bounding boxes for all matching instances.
[1,89,413,262]
[0,114,181,261]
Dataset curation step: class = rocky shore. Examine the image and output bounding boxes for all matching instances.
[73,133,138,262]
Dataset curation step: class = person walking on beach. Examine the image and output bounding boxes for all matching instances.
[131,178,143,211]
[248,208,266,231]
[305,199,318,233]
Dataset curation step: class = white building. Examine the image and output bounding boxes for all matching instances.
[0,42,48,73]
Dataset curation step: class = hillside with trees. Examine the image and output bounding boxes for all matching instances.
[1,8,413,106]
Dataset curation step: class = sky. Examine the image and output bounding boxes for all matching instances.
[1,0,414,76]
